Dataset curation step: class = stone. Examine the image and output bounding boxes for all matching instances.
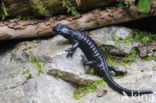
[0,26,156,103]
[0,74,76,103]
[90,26,141,55]
[46,63,100,86]
[0,63,27,92]
[12,35,101,85]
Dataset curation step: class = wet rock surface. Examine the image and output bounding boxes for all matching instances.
[0,26,156,103]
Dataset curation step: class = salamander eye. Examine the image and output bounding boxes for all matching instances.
[57,23,63,27]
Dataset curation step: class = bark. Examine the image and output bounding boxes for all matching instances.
[3,0,115,16]
[0,0,156,40]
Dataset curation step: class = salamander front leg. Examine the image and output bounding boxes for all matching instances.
[108,66,127,76]
[81,55,96,66]
[65,39,79,57]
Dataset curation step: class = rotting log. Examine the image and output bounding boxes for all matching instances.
[0,0,156,40]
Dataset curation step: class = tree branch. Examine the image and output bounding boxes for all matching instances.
[0,0,156,40]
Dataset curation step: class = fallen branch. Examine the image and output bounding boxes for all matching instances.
[0,0,156,40]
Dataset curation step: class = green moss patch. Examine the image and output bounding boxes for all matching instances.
[22,70,33,80]
[23,45,37,51]
[29,52,45,75]
[121,49,137,63]
[133,30,156,45]
[105,49,137,65]
[111,35,133,48]
[22,52,46,79]
[73,79,105,99]
[142,56,154,61]
[98,30,156,63]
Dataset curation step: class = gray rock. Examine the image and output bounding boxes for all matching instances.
[12,35,100,85]
[12,36,72,63]
[0,74,76,103]
[46,63,100,86]
[90,26,141,55]
[0,63,27,92]
[1,26,156,103]
[78,59,156,103]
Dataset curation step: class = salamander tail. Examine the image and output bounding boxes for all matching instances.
[102,67,153,96]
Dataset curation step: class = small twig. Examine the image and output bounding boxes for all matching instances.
[1,0,8,16]
[76,0,81,6]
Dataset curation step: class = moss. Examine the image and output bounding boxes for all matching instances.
[27,74,33,80]
[111,30,156,49]
[22,70,29,75]
[22,51,46,79]
[111,35,133,48]
[53,74,60,80]
[121,49,137,63]
[22,70,33,80]
[23,45,37,51]
[96,41,112,55]
[142,56,153,61]
[107,30,156,62]
[23,46,31,50]
[123,36,133,46]
[118,62,129,71]
[95,41,101,47]
[96,41,137,67]
[108,49,137,65]
[96,40,137,66]
[106,57,117,67]
[73,79,105,99]
[29,0,51,17]
[133,30,156,45]
[29,52,45,75]
[111,35,120,47]
[11,86,16,89]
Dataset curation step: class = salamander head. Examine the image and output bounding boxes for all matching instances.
[53,23,72,38]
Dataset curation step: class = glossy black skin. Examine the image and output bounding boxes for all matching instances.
[53,23,153,96]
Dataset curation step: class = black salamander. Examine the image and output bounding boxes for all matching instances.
[53,23,153,96]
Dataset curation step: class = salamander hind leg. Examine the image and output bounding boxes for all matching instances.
[108,66,127,76]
